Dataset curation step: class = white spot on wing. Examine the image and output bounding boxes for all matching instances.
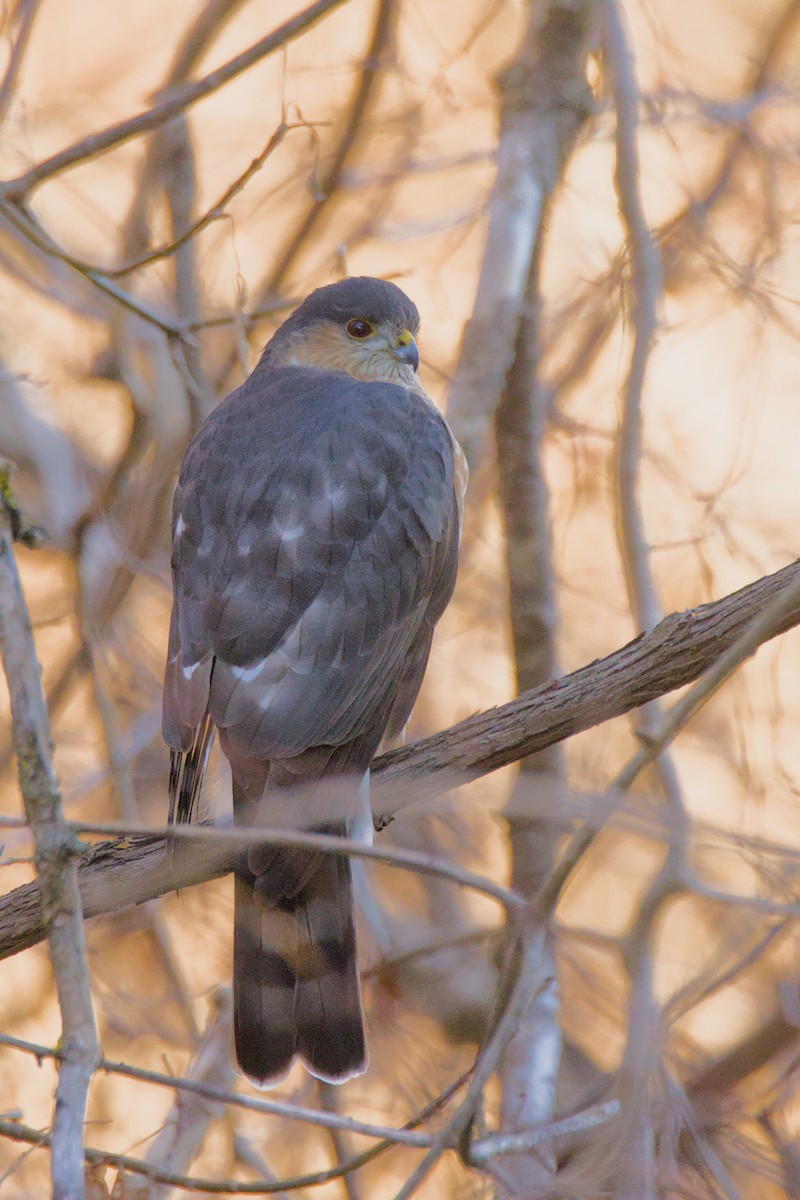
[279,522,304,544]
[175,513,186,537]
[327,482,348,510]
[232,661,266,683]
[181,660,200,679]
[257,684,280,711]
[197,526,215,559]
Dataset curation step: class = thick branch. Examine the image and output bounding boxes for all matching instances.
[0,559,798,959]
[375,557,800,802]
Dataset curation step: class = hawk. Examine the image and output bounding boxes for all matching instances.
[163,277,465,1087]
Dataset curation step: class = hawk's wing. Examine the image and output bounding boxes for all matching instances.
[163,363,459,795]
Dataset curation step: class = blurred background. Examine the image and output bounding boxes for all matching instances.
[1,0,800,1195]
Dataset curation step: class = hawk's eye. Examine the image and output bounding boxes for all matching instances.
[346,318,374,340]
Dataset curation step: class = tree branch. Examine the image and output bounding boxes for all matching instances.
[0,559,798,962]
[0,479,100,1199]
[447,0,595,475]
[374,557,800,805]
[494,268,566,1180]
[0,0,350,199]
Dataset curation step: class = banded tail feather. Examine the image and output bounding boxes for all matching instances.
[233,817,366,1086]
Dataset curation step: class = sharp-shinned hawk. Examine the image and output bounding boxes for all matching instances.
[163,277,466,1086]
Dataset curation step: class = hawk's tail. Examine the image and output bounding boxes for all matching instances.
[233,840,367,1087]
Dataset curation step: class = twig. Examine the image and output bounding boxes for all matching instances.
[544,0,800,435]
[0,0,351,199]
[317,1081,363,1200]
[0,1031,433,1148]
[666,920,790,1025]
[0,1118,363,1195]
[72,820,527,912]
[231,1129,291,1196]
[0,0,41,127]
[0,485,100,1198]
[264,0,394,297]
[363,927,495,977]
[214,0,396,391]
[469,1098,620,1163]
[542,564,800,910]
[0,1064,473,1195]
[390,904,552,1200]
[603,0,664,636]
[0,198,187,336]
[110,121,292,278]
[119,989,234,1197]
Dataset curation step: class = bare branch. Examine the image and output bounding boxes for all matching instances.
[0,818,523,968]
[542,564,800,910]
[374,558,800,810]
[111,121,292,278]
[0,1031,433,1148]
[0,1046,473,1194]
[4,4,798,1195]
[0,1117,364,1195]
[492,53,580,1185]
[0,198,188,336]
[390,903,555,1200]
[0,0,41,127]
[261,0,395,297]
[0,0,351,199]
[211,0,397,391]
[118,990,235,1198]
[600,12,682,1191]
[0,476,100,1199]
[447,0,595,474]
[0,559,799,961]
[469,1098,620,1163]
[603,0,664,635]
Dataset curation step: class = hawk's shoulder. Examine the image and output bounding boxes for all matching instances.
[180,364,452,476]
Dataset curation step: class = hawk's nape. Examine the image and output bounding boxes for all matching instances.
[163,276,465,1087]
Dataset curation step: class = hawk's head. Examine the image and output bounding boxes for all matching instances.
[263,276,421,385]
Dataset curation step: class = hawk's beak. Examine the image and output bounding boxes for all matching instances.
[394,329,419,372]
